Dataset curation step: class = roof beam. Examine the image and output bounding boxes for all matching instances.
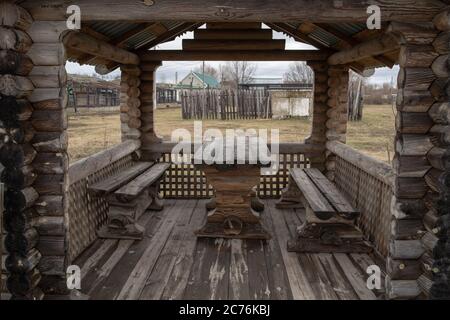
[328,32,401,65]
[139,50,328,61]
[266,23,327,50]
[63,31,139,65]
[21,0,444,23]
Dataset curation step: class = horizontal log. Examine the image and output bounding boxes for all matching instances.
[430,78,450,101]
[32,152,68,175]
[396,89,434,112]
[29,65,67,88]
[326,140,394,186]
[392,155,431,178]
[28,43,65,66]
[399,45,439,68]
[395,112,433,134]
[431,54,449,78]
[68,140,140,184]
[433,9,450,31]
[1,165,36,188]
[29,88,65,104]
[395,134,433,156]
[7,269,41,296]
[391,219,425,240]
[386,277,421,299]
[5,187,38,211]
[428,102,450,124]
[37,236,65,256]
[3,208,36,234]
[31,110,67,132]
[31,131,68,153]
[425,168,449,193]
[395,177,428,199]
[0,142,36,167]
[32,99,66,112]
[35,216,65,236]
[0,2,33,31]
[206,22,262,29]
[423,210,440,234]
[35,195,64,216]
[391,197,427,220]
[387,257,422,280]
[38,256,65,276]
[432,32,449,54]
[0,50,34,76]
[427,147,450,171]
[389,240,425,259]
[27,21,68,43]
[5,228,39,254]
[0,74,34,98]
[33,173,67,196]
[0,27,32,54]
[63,31,139,65]
[421,231,438,252]
[194,29,272,40]
[140,50,328,61]
[182,39,285,51]
[397,67,435,91]
[388,22,438,45]
[9,121,35,144]
[21,0,444,23]
[5,249,41,274]
[417,274,432,298]
[328,33,401,65]
[430,125,450,146]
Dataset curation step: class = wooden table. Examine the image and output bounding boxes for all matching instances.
[194,138,270,240]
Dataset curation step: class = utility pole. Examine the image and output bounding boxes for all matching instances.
[202,61,205,89]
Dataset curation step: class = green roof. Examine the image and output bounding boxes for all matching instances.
[192,72,220,88]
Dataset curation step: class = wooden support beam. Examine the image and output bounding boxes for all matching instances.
[328,32,402,65]
[182,39,285,51]
[267,23,326,49]
[20,0,444,23]
[206,22,262,29]
[194,29,272,40]
[139,50,328,61]
[62,31,139,65]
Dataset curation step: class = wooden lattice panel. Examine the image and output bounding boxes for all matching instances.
[334,156,392,257]
[68,155,134,261]
[159,152,310,199]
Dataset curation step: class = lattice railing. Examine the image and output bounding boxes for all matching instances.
[159,151,312,199]
[328,141,394,257]
[67,141,139,262]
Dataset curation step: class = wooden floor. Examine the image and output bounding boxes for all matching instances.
[75,199,386,300]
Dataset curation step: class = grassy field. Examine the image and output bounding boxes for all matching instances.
[68,104,395,163]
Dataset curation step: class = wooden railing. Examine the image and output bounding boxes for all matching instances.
[327,141,394,257]
[149,142,324,199]
[67,140,140,261]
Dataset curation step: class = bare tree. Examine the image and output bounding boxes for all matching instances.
[283,61,313,84]
[193,63,219,79]
[224,61,257,88]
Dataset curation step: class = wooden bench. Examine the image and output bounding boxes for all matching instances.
[277,168,371,253]
[89,161,170,240]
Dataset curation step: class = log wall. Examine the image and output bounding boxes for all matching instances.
[27,19,69,296]
[388,19,449,300]
[0,3,42,299]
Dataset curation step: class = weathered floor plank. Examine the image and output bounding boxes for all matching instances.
[77,200,383,300]
[161,200,208,300]
[117,200,188,300]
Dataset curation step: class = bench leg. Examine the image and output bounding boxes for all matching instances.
[98,213,145,240]
[276,176,304,209]
[147,179,164,211]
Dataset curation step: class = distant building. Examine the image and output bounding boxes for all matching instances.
[175,71,220,90]
[239,77,314,118]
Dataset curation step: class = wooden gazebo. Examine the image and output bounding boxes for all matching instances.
[0,0,449,300]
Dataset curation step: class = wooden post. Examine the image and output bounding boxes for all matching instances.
[136,60,163,161]
[27,19,69,296]
[0,3,44,300]
[389,21,448,300]
[429,11,450,300]
[306,62,328,171]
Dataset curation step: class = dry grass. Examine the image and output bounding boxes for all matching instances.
[68,104,395,163]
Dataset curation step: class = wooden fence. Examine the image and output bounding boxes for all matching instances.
[181,89,272,120]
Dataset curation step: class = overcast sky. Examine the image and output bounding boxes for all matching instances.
[65,29,399,85]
